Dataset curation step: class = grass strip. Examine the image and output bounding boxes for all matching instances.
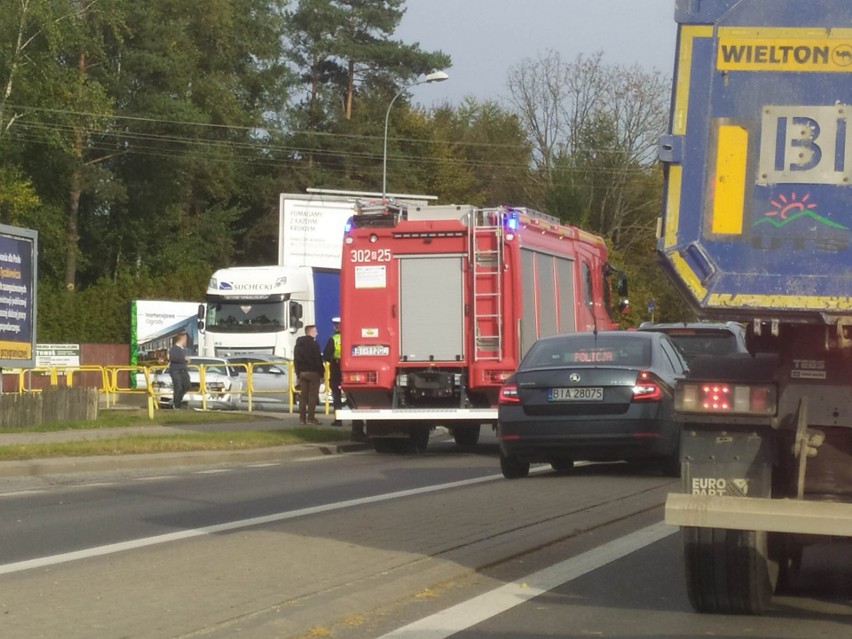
[0,428,350,460]
[0,409,264,433]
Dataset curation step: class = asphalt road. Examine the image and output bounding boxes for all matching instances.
[0,430,849,639]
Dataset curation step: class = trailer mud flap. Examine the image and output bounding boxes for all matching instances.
[681,425,777,499]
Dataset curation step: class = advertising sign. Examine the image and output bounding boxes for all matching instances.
[36,344,81,373]
[0,224,37,368]
[279,197,355,269]
[131,300,200,367]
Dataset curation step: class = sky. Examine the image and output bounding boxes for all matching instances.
[395,0,679,106]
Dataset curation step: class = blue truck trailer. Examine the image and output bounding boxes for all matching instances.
[659,0,852,614]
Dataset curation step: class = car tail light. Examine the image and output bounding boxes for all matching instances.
[632,370,663,402]
[343,371,378,384]
[498,382,520,404]
[676,381,776,415]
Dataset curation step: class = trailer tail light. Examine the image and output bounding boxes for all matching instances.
[632,371,663,402]
[343,371,378,385]
[498,383,520,404]
[675,381,776,415]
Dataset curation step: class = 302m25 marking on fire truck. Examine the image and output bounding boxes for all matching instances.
[350,248,391,263]
[759,105,852,185]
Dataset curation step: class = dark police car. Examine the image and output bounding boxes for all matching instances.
[497,331,688,479]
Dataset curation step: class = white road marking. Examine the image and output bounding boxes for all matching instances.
[378,522,678,639]
[134,476,177,482]
[194,469,233,475]
[246,463,280,468]
[375,522,676,639]
[0,473,506,575]
[0,490,45,499]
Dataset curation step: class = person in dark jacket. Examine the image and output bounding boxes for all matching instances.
[293,325,324,425]
[168,332,191,409]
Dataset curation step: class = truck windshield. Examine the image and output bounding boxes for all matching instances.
[206,300,287,333]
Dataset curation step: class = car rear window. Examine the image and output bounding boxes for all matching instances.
[521,335,651,370]
[665,332,737,358]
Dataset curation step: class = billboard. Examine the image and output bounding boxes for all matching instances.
[131,300,200,367]
[0,224,37,368]
[278,196,355,269]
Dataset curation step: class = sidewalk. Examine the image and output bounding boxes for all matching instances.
[0,408,368,478]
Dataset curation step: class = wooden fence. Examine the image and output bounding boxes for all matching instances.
[0,386,99,429]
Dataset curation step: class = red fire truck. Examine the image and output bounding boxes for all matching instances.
[336,202,626,452]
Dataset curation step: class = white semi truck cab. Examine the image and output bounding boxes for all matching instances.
[198,265,340,359]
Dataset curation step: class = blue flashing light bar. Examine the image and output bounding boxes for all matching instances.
[505,211,519,232]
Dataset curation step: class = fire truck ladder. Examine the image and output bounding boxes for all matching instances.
[469,210,504,361]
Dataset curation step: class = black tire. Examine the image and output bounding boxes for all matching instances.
[659,446,682,478]
[452,425,481,446]
[772,533,803,594]
[372,438,393,454]
[550,458,574,473]
[387,438,412,454]
[409,424,430,453]
[500,453,530,479]
[683,526,776,614]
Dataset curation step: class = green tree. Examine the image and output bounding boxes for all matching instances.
[284,0,449,125]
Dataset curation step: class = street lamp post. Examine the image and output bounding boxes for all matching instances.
[382,70,449,199]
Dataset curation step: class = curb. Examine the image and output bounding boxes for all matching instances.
[0,441,370,478]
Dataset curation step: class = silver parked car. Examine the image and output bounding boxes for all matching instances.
[150,357,244,410]
[225,355,339,411]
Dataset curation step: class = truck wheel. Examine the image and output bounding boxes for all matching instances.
[452,425,481,446]
[773,533,802,594]
[500,453,530,479]
[683,526,776,614]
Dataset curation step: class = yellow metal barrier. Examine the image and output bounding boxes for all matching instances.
[15,367,59,393]
[1,361,334,420]
[234,360,330,415]
[287,361,332,416]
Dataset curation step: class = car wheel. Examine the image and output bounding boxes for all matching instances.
[500,453,530,479]
[550,458,574,473]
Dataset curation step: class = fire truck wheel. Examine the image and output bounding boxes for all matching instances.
[409,424,430,453]
[372,438,393,454]
[500,453,530,479]
[683,526,776,614]
[452,426,481,446]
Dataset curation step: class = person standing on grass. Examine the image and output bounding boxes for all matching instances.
[293,325,324,425]
[168,332,191,409]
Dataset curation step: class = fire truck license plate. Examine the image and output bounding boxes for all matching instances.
[548,387,603,401]
[352,344,390,356]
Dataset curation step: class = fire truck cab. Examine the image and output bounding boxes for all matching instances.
[337,201,624,453]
